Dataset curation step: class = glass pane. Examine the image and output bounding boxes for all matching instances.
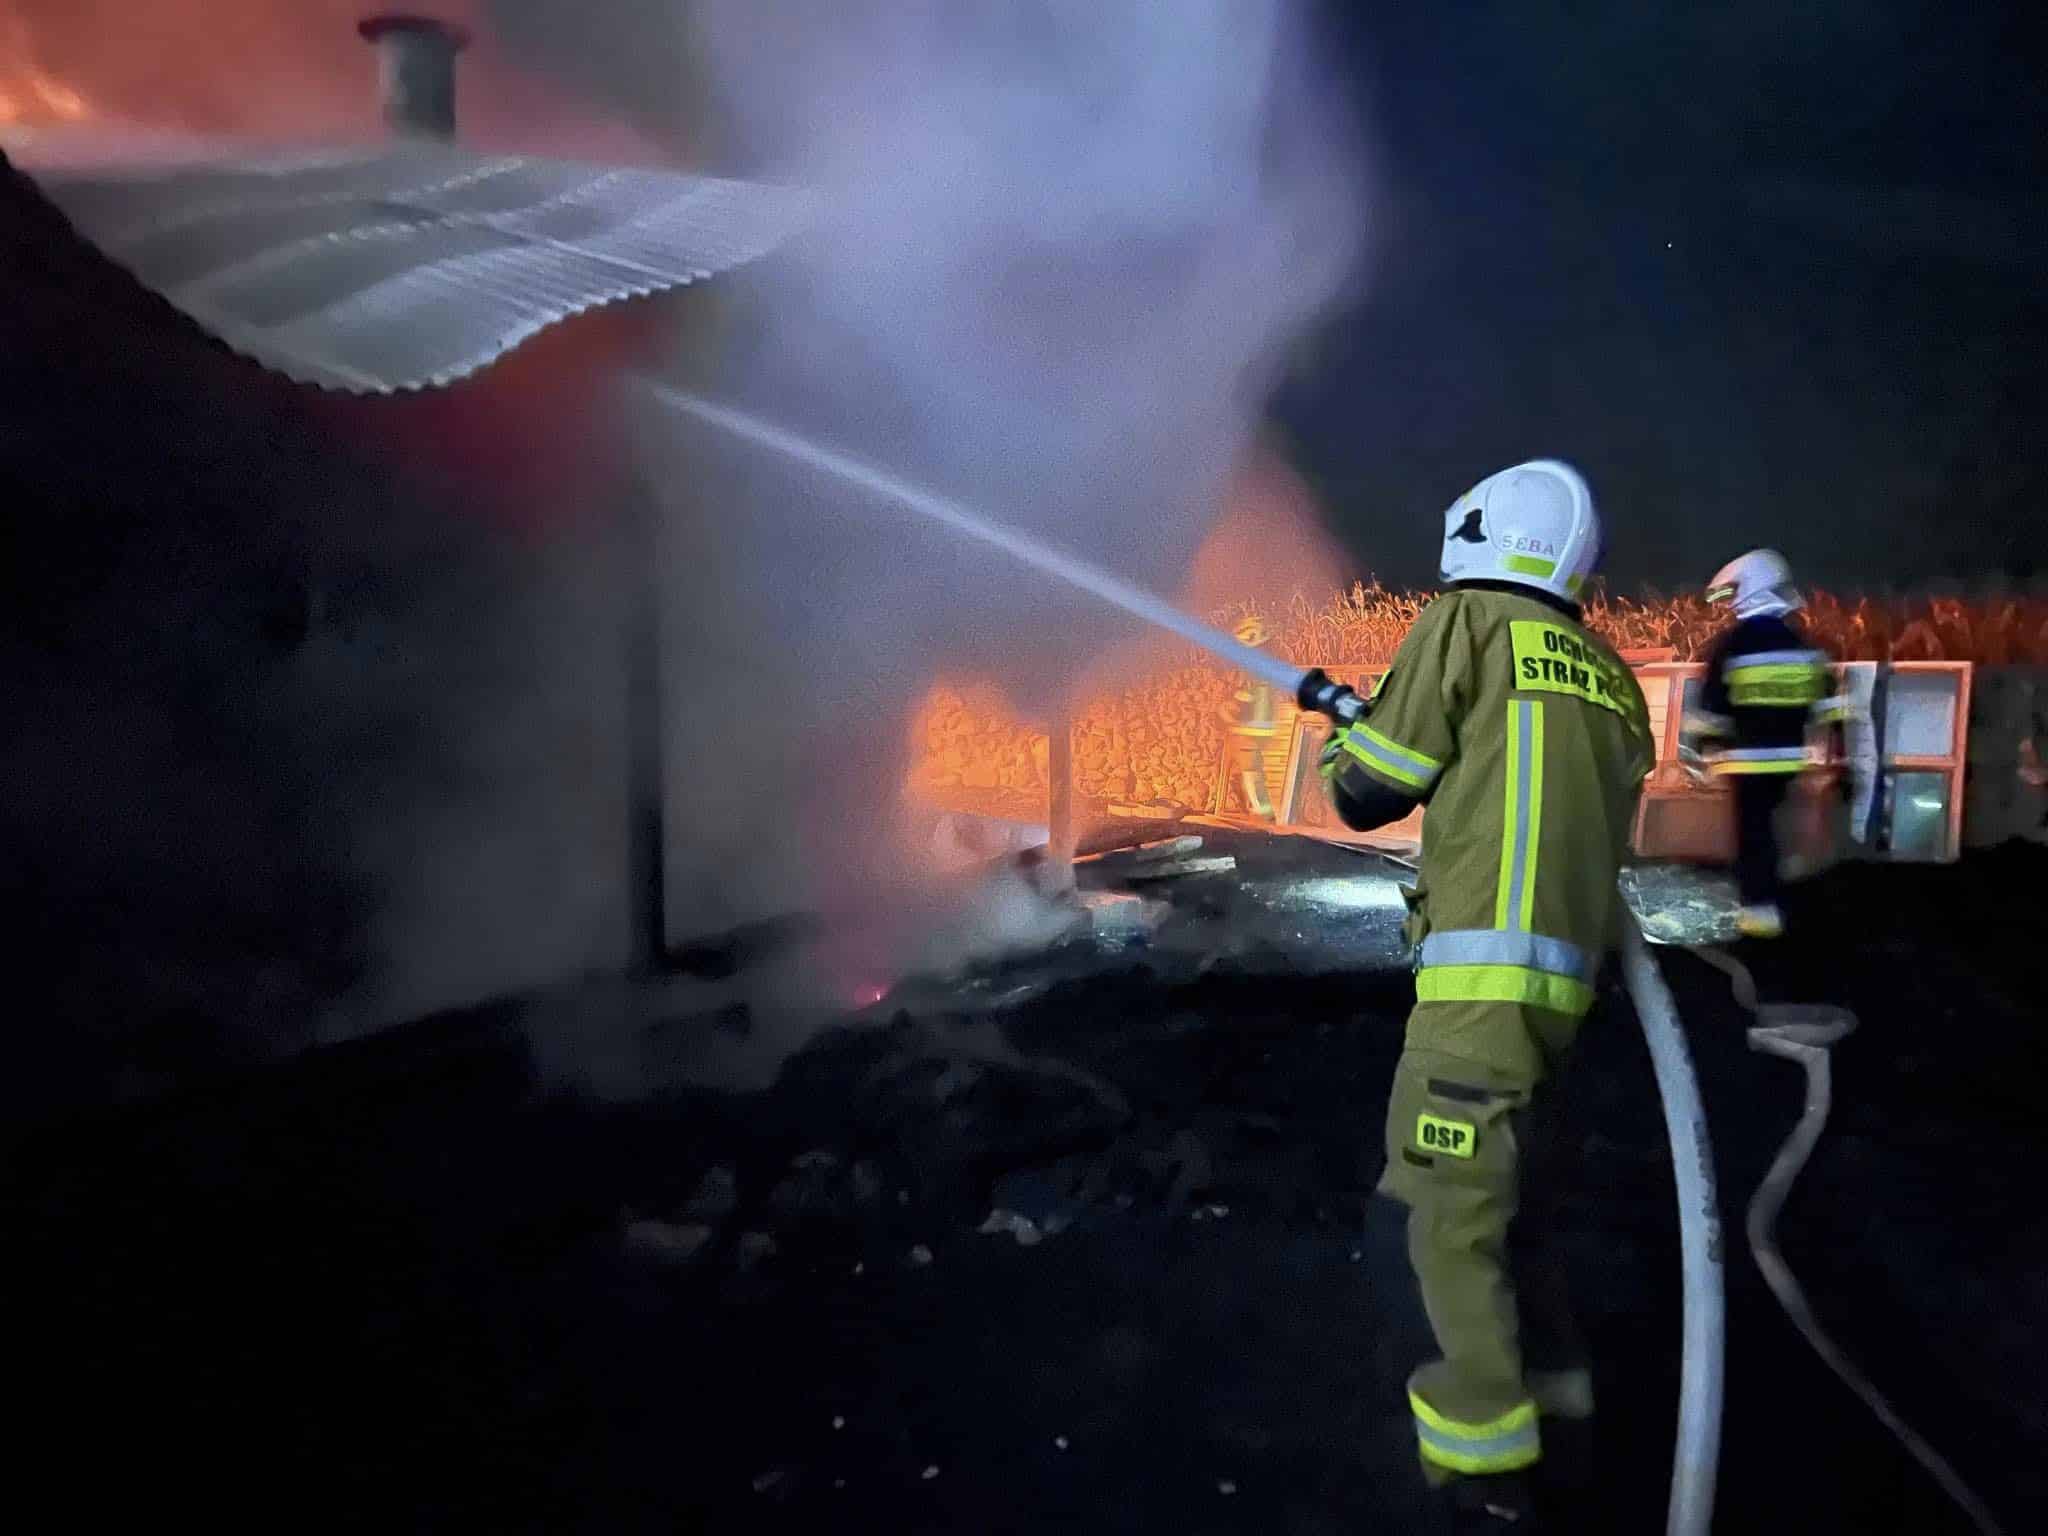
[1886,771,1951,861]
[1884,673,1958,760]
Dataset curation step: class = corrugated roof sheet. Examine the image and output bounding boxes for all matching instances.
[4,133,808,393]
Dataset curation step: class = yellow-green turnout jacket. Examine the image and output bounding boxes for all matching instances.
[1323,585,1654,1481]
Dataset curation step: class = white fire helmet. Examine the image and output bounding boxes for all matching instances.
[1438,459,1602,605]
[1706,548,1803,619]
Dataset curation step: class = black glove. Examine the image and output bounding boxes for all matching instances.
[1296,668,1367,723]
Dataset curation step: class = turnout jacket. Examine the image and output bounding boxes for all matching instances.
[1690,614,1846,775]
[1322,587,1655,1018]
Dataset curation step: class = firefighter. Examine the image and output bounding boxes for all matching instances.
[1316,460,1654,1526]
[1683,549,1848,939]
[1220,613,1279,818]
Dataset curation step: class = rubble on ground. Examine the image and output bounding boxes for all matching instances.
[12,839,2047,1532]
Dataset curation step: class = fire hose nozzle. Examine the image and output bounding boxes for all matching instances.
[1296,668,1367,724]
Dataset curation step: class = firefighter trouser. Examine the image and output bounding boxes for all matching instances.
[1377,1002,1582,1483]
[1231,735,1274,817]
[1733,774,1791,907]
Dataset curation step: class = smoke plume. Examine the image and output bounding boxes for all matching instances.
[628,0,1367,978]
[3,1,1370,1106]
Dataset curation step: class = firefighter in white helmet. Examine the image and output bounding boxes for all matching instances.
[1684,550,1848,938]
[1314,460,1654,1526]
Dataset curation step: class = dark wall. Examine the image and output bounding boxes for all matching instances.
[0,159,617,1116]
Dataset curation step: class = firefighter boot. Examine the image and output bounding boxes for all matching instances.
[1735,903,1785,939]
[1447,1471,1541,1529]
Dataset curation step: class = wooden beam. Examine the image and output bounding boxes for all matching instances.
[1047,707,1075,892]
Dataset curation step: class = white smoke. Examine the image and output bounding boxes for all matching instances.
[679,0,1362,592]
[315,1,1370,1050]
[632,0,1368,958]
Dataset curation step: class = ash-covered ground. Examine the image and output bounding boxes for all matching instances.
[8,833,2044,1533]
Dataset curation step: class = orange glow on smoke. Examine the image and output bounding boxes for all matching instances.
[1176,442,1348,619]
[911,443,1341,824]
[0,69,88,124]
[2,10,90,126]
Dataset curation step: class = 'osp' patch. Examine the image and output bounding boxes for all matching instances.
[1416,1112,1476,1160]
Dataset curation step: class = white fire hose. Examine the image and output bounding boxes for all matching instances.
[1618,919,1725,1536]
[1689,946,2006,1536]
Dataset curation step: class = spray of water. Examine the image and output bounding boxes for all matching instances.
[647,384,1307,699]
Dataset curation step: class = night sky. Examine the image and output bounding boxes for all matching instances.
[1274,1,2046,593]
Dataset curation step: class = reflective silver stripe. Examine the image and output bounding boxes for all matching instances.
[1682,708,1733,737]
[1345,724,1442,788]
[1714,746,1810,762]
[1415,1417,1540,1466]
[1420,929,1594,982]
[1731,648,1826,668]
[1503,700,1538,931]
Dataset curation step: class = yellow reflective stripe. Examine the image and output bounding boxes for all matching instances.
[1495,702,1520,930]
[1520,702,1544,932]
[1503,553,1556,579]
[1415,964,1595,1016]
[1409,1391,1541,1475]
[1495,701,1542,931]
[1730,688,1812,707]
[1338,722,1442,791]
[1725,666,1825,684]
[1337,730,1428,790]
[1709,758,1809,776]
[1736,648,1827,667]
[1727,661,1827,707]
[1361,723,1443,775]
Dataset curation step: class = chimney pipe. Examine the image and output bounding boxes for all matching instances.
[358,14,470,141]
